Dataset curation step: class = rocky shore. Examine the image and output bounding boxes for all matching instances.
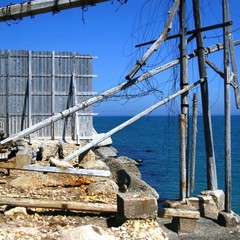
[0,140,240,239]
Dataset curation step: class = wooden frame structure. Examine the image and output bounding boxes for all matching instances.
[0,0,239,214]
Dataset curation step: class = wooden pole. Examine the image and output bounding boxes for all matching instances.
[192,0,218,190]
[179,114,187,200]
[64,78,204,162]
[179,0,189,198]
[1,41,239,147]
[190,93,198,193]
[223,0,231,213]
[0,0,109,22]
[125,0,180,80]
[0,197,117,213]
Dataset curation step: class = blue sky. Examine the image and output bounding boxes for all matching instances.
[1,0,240,116]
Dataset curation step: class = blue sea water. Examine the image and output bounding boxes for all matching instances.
[93,115,240,214]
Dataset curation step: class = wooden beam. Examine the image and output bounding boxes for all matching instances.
[125,0,180,80]
[0,196,117,213]
[64,78,205,162]
[193,0,217,191]
[0,0,109,22]
[0,163,111,177]
[135,21,232,48]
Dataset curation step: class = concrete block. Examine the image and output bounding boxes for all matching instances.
[172,217,197,233]
[117,192,157,219]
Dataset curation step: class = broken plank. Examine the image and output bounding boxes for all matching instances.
[0,196,117,213]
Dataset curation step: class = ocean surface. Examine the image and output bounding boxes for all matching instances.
[93,115,240,214]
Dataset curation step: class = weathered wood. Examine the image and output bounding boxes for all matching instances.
[190,93,198,193]
[0,163,110,177]
[193,0,217,191]
[159,208,200,219]
[0,197,117,213]
[205,58,225,78]
[179,0,189,198]
[0,0,109,22]
[179,114,187,200]
[64,78,205,162]
[223,0,232,213]
[125,0,180,80]
[1,41,236,148]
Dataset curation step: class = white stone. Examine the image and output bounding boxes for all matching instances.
[4,207,28,216]
[49,157,73,168]
[61,225,117,240]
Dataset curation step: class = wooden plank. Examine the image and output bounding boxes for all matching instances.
[0,163,111,177]
[159,208,200,219]
[0,0,109,22]
[0,196,117,213]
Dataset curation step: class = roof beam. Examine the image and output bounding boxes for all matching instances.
[0,0,109,22]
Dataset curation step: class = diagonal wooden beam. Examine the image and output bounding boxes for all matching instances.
[0,0,109,22]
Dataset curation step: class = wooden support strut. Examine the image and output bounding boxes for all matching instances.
[0,0,109,22]
[64,78,205,162]
[125,0,180,80]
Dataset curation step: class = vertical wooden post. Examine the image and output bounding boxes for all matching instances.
[51,51,55,140]
[28,51,32,144]
[190,93,198,193]
[223,0,231,213]
[179,0,189,198]
[6,50,11,137]
[192,0,218,190]
[72,53,80,145]
[179,114,187,200]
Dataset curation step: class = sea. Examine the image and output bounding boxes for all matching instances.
[93,115,240,215]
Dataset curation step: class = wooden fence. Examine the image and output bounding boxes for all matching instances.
[0,50,96,142]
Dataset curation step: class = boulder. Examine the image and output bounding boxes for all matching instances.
[95,146,118,159]
[105,158,159,199]
[87,179,119,195]
[60,225,117,240]
[79,158,109,171]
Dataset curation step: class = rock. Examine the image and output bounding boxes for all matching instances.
[49,157,73,168]
[9,175,43,189]
[95,146,118,158]
[218,211,240,227]
[116,156,141,178]
[201,189,225,212]
[60,225,117,240]
[79,158,109,171]
[87,179,119,195]
[93,132,113,147]
[4,207,28,216]
[105,158,159,199]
